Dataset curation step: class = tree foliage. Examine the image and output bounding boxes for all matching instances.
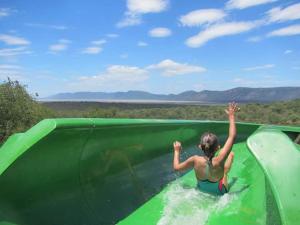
[0,78,54,142]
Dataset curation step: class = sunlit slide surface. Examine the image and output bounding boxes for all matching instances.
[0,119,299,225]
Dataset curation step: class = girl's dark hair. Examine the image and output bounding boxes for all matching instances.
[200,132,219,160]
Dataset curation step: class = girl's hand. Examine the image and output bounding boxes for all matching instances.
[173,141,182,152]
[225,102,240,117]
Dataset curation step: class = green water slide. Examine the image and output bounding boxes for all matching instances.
[0,119,299,225]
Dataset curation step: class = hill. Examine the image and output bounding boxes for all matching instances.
[46,87,300,103]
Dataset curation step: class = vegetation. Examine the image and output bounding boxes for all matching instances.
[1,79,300,144]
[0,79,55,143]
[48,101,300,125]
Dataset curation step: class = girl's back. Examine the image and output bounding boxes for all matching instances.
[193,156,225,182]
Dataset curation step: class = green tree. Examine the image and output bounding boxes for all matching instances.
[0,78,54,142]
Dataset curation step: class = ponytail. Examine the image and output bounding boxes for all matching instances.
[200,132,219,161]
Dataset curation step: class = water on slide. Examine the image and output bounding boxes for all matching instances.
[118,142,280,225]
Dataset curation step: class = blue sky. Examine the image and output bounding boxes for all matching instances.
[0,0,299,97]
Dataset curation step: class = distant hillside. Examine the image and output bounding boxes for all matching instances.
[46,87,300,103]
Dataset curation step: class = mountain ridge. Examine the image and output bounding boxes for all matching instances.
[45,87,300,103]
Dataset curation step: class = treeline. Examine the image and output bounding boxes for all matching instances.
[1,79,300,143]
[51,101,300,125]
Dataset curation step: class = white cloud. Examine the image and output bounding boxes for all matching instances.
[267,3,300,23]
[116,12,142,28]
[226,0,277,10]
[107,33,119,38]
[247,35,263,42]
[138,41,148,46]
[49,44,67,52]
[186,21,259,48]
[49,39,71,52]
[0,64,21,70]
[0,8,13,18]
[232,77,257,87]
[267,24,300,37]
[117,0,169,28]
[0,47,31,57]
[106,65,147,77]
[147,59,206,76]
[69,60,206,91]
[25,23,68,30]
[0,34,30,45]
[0,8,17,19]
[0,64,23,81]
[70,65,149,91]
[91,39,106,45]
[50,25,68,30]
[82,39,106,54]
[179,9,226,27]
[243,64,275,71]
[284,49,292,54]
[59,39,71,44]
[82,47,102,54]
[127,0,168,14]
[149,27,172,37]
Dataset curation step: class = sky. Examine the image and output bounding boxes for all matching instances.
[0,0,299,97]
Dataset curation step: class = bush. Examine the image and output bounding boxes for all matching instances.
[0,78,54,142]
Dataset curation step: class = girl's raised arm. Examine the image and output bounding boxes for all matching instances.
[214,102,239,166]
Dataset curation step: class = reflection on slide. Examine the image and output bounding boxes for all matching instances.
[80,145,199,224]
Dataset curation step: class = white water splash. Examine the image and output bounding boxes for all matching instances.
[157,180,235,225]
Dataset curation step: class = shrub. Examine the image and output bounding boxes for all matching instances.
[0,78,54,142]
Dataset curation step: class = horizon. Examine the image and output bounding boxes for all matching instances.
[0,0,300,97]
[47,85,300,97]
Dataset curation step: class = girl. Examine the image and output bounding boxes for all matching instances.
[173,102,239,195]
